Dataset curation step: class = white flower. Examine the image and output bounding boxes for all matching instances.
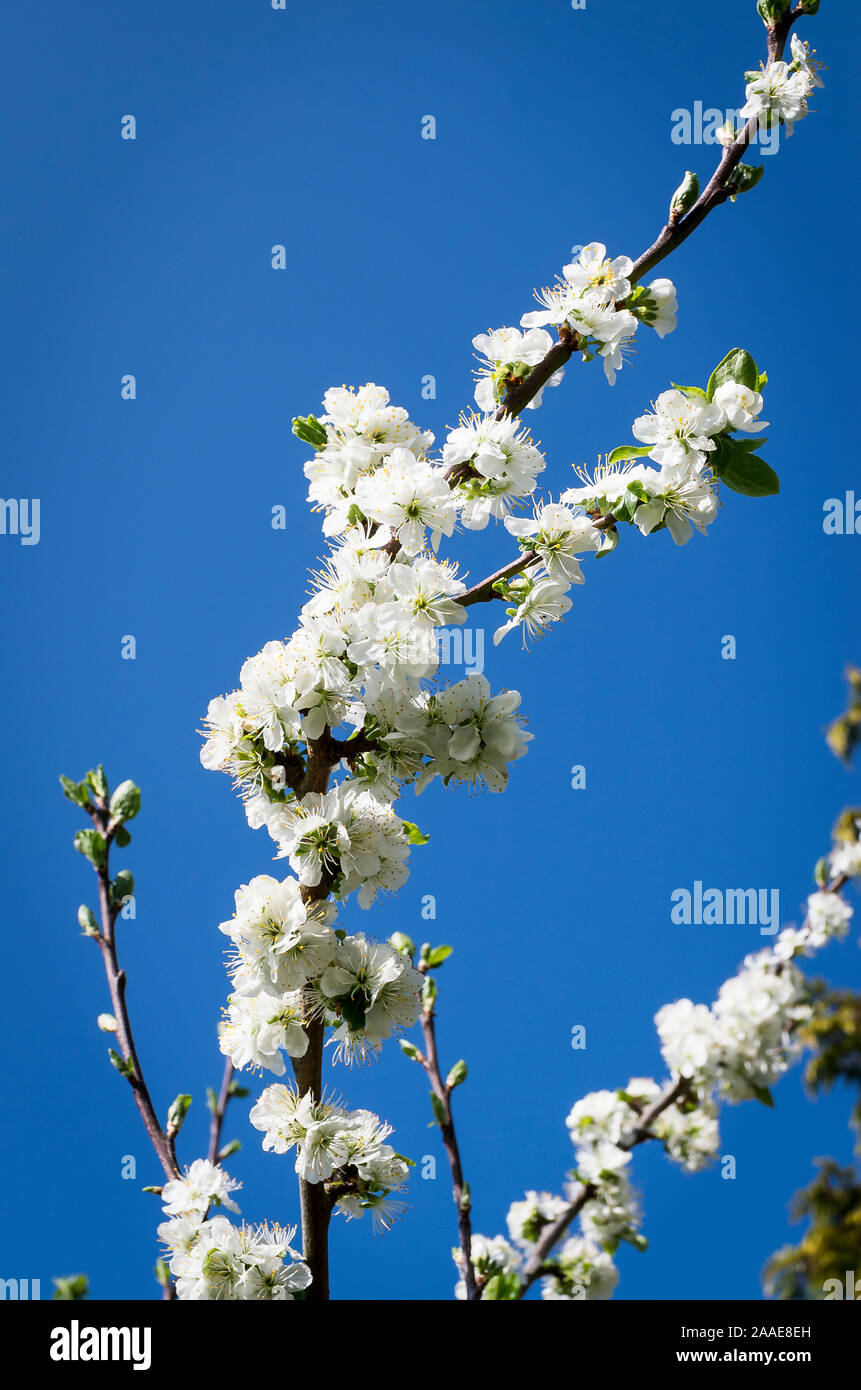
[636,277,678,338]
[453,1234,521,1300]
[805,889,853,946]
[712,381,768,433]
[563,242,634,301]
[574,1140,633,1183]
[219,874,335,995]
[504,503,603,585]
[161,1160,241,1217]
[416,674,532,794]
[353,449,457,555]
[655,999,717,1081]
[541,1236,618,1301]
[632,389,725,469]
[506,1191,568,1246]
[829,842,861,881]
[492,577,573,647]
[219,989,309,1075]
[739,60,811,137]
[316,933,422,1058]
[631,469,719,546]
[444,414,546,529]
[473,326,563,412]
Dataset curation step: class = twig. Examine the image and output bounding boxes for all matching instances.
[207,1057,236,1164]
[414,975,478,1301]
[85,798,178,1183]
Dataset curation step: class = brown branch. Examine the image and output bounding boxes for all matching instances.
[517,1076,689,1298]
[86,800,178,1183]
[207,1057,235,1164]
[499,16,805,421]
[414,977,478,1301]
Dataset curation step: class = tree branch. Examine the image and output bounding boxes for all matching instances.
[86,800,178,1183]
[207,1057,235,1165]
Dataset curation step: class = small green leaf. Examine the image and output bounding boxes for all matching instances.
[87,766,109,801]
[52,1274,89,1301]
[113,825,132,848]
[706,348,759,401]
[425,944,453,968]
[606,445,652,465]
[401,820,430,846]
[482,1271,522,1301]
[206,1086,218,1114]
[77,905,99,937]
[60,775,91,809]
[227,1080,250,1099]
[751,1084,775,1108]
[154,1260,171,1289]
[670,383,709,401]
[74,829,107,869]
[109,780,141,823]
[400,1039,421,1061]
[111,869,135,904]
[218,1139,241,1159]
[595,526,619,557]
[108,1048,134,1079]
[389,931,416,959]
[422,976,438,1011]
[669,169,700,219]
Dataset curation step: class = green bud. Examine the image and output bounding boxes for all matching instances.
[446,1059,468,1090]
[227,1079,250,1099]
[399,1039,421,1061]
[111,869,135,905]
[166,1093,192,1135]
[77,905,100,937]
[797,0,819,13]
[814,857,830,888]
[669,170,699,221]
[52,1274,89,1301]
[421,976,438,1011]
[756,0,791,24]
[74,829,107,869]
[459,1182,471,1212]
[154,1259,171,1289]
[142,1186,164,1195]
[206,1086,219,1114]
[87,765,109,801]
[725,162,764,198]
[109,779,141,823]
[108,1048,134,1079]
[429,1092,446,1128]
[389,931,416,959]
[292,414,328,450]
[218,1139,242,1160]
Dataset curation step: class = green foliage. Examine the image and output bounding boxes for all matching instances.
[826,667,861,767]
[710,434,779,498]
[52,1274,89,1301]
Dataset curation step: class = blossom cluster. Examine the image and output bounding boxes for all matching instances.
[217,874,422,1074]
[250,1085,411,1231]
[740,34,823,138]
[157,1159,311,1301]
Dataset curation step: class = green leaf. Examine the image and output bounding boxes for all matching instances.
[606,445,652,465]
[595,526,619,557]
[751,1085,775,1108]
[60,775,91,809]
[206,1086,218,1114]
[421,976,438,1010]
[108,1048,134,1079]
[218,1139,241,1159]
[109,780,141,823]
[670,383,709,401]
[706,348,759,401]
[227,1080,250,1099]
[77,905,99,937]
[725,162,764,198]
[425,944,453,968]
[74,829,107,869]
[446,1059,468,1090]
[711,435,779,497]
[52,1274,89,1301]
[153,1260,171,1289]
[400,1039,421,1061]
[401,820,430,846]
[113,825,132,848]
[482,1271,522,1301]
[340,989,368,1032]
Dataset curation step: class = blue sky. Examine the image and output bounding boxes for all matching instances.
[2,0,859,1300]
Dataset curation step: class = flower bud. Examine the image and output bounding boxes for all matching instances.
[78,904,100,937]
[669,170,699,223]
[97,1013,118,1033]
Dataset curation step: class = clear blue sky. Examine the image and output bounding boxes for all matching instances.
[2,0,859,1300]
